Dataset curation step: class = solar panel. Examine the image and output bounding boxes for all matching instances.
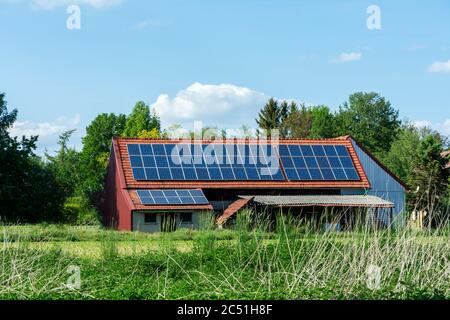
[127,143,284,181]
[136,189,209,205]
[278,144,360,181]
[127,143,361,182]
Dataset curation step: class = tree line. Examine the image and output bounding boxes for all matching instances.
[0,90,449,224]
[0,96,161,223]
[256,93,449,221]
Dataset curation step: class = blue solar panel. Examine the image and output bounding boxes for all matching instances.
[142,156,155,167]
[339,157,354,167]
[132,168,146,180]
[323,145,337,156]
[309,168,323,180]
[130,156,143,167]
[312,145,325,156]
[127,144,141,156]
[136,189,209,205]
[127,143,284,181]
[284,168,299,180]
[152,144,165,155]
[298,169,311,180]
[345,169,360,180]
[300,145,313,156]
[333,168,347,180]
[321,169,334,180]
[145,168,159,180]
[277,144,360,181]
[305,157,318,168]
[183,168,197,180]
[140,144,153,155]
[335,145,350,157]
[159,168,171,180]
[127,143,360,182]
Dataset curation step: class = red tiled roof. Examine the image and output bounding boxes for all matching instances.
[128,190,213,211]
[216,197,253,225]
[114,137,371,189]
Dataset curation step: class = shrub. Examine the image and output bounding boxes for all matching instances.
[62,197,100,225]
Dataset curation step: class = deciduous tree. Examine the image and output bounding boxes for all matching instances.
[0,92,64,222]
[78,113,126,206]
[409,133,449,225]
[309,105,336,139]
[122,101,160,138]
[335,92,401,155]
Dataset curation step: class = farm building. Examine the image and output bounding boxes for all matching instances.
[102,136,407,232]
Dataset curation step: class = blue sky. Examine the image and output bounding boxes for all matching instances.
[1,0,449,153]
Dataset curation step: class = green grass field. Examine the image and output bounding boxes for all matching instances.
[0,218,449,300]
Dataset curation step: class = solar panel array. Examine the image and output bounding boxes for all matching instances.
[127,143,360,182]
[278,144,360,181]
[127,143,284,181]
[136,189,209,205]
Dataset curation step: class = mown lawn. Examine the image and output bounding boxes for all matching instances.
[0,223,449,300]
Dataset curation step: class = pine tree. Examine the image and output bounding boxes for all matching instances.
[283,103,312,138]
[278,100,290,138]
[256,98,282,138]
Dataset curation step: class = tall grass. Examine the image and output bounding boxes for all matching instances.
[0,211,448,299]
[185,208,449,299]
[0,232,83,299]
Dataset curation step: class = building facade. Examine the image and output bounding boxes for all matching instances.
[102,136,407,232]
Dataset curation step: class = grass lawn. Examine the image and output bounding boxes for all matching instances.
[0,223,449,300]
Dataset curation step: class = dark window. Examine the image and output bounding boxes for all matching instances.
[180,212,192,223]
[144,214,157,224]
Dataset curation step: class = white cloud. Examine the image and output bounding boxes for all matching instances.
[436,119,450,136]
[413,120,432,129]
[428,60,450,73]
[8,114,82,154]
[151,83,269,129]
[0,0,123,10]
[9,114,80,138]
[332,52,362,63]
[413,119,450,136]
